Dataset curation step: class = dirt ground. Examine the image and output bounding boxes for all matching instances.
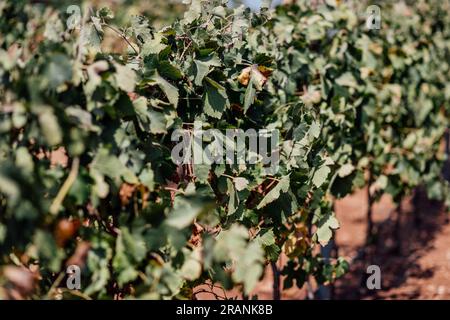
[195,187,450,300]
[333,188,450,300]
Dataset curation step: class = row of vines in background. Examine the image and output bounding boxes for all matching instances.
[0,0,449,299]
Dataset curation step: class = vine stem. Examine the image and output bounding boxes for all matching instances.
[443,128,450,181]
[317,200,337,299]
[271,261,281,300]
[221,173,235,179]
[60,288,93,300]
[45,271,65,299]
[394,199,403,254]
[50,157,80,215]
[179,39,193,61]
[102,24,139,55]
[193,289,226,300]
[265,179,278,193]
[445,127,450,155]
[412,188,422,227]
[164,187,185,194]
[366,169,374,245]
